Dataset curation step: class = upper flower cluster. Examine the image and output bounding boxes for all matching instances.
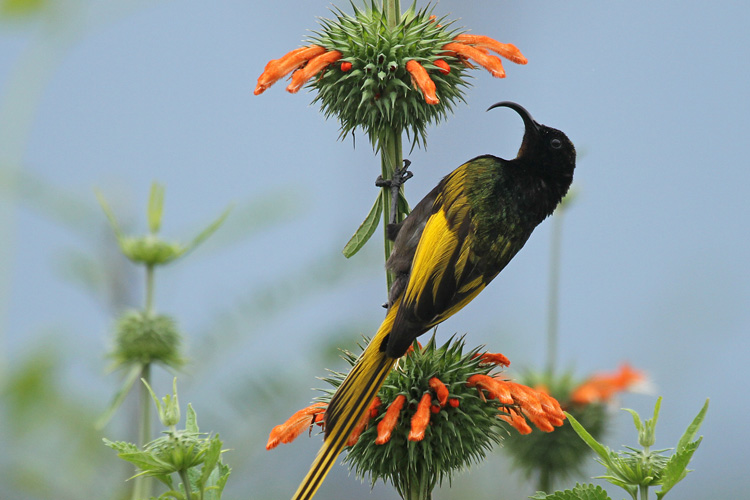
[254,3,526,146]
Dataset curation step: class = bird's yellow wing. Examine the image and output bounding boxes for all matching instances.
[386,165,488,355]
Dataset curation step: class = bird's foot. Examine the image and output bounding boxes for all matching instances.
[375,159,413,189]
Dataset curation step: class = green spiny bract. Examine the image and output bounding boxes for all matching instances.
[309,1,468,148]
[112,310,184,368]
[321,336,509,498]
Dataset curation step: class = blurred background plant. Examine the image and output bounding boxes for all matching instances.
[0,1,745,500]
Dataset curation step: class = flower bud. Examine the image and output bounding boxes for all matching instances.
[112,310,184,369]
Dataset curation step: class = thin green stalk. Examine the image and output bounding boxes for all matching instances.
[132,362,152,500]
[384,0,401,28]
[639,484,649,500]
[545,210,564,377]
[179,469,194,500]
[378,128,405,290]
[403,466,432,500]
[145,264,155,315]
[538,468,552,496]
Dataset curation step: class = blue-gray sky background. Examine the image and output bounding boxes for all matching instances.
[1,1,748,499]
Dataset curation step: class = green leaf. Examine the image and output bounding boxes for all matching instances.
[342,194,382,258]
[95,189,125,242]
[185,403,199,433]
[655,438,702,499]
[530,483,613,500]
[147,182,166,234]
[676,399,709,452]
[198,435,224,491]
[184,205,233,256]
[623,407,643,434]
[565,412,614,467]
[96,363,142,428]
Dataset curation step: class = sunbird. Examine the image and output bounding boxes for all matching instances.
[293,101,577,500]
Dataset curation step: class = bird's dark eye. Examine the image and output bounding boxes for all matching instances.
[550,138,563,149]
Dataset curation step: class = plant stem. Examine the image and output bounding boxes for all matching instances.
[378,128,405,290]
[384,0,401,28]
[639,484,649,500]
[545,209,564,377]
[132,362,153,500]
[403,465,433,500]
[538,468,552,495]
[145,264,155,315]
[179,469,194,500]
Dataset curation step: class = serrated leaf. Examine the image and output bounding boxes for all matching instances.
[655,438,702,500]
[186,403,199,433]
[530,483,613,500]
[342,194,382,257]
[676,399,709,452]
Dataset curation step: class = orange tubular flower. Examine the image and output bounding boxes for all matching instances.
[408,393,433,442]
[266,403,327,450]
[428,377,449,407]
[376,394,406,445]
[254,45,327,95]
[467,374,565,433]
[405,60,439,105]
[442,42,506,78]
[467,374,514,405]
[286,50,343,94]
[433,59,450,74]
[499,409,533,435]
[571,363,645,404]
[347,398,380,446]
[472,351,511,367]
[453,34,528,65]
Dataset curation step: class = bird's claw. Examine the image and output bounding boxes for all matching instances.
[375,159,412,188]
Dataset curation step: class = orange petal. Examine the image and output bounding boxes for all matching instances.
[370,396,382,419]
[408,393,433,442]
[442,42,505,78]
[428,377,449,407]
[433,59,450,75]
[286,50,343,94]
[499,409,532,435]
[467,374,513,404]
[405,60,439,105]
[376,394,406,445]
[448,398,460,408]
[266,403,327,450]
[453,34,528,64]
[472,352,511,367]
[254,45,327,95]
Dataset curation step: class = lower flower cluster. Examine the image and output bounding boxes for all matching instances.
[267,337,565,495]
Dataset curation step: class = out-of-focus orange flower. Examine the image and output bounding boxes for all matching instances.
[571,363,645,404]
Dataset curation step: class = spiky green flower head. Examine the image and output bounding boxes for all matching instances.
[310,2,468,147]
[112,310,185,369]
[323,337,506,497]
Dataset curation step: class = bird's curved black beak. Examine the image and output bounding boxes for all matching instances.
[487,101,540,136]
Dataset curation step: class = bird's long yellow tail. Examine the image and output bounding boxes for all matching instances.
[291,300,401,500]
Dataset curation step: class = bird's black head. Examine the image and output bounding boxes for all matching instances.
[488,101,576,182]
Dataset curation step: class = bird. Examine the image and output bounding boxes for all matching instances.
[292,101,576,500]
